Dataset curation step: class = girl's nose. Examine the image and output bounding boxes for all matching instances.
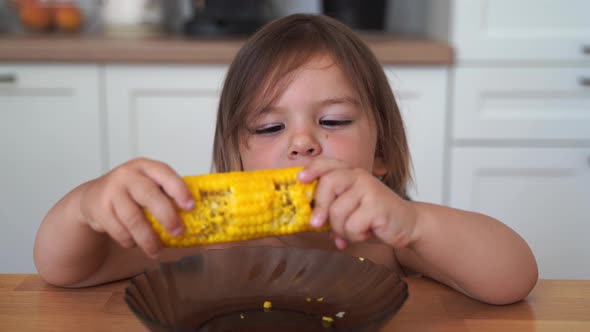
[288,134,321,159]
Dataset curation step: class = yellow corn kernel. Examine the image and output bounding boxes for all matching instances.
[322,316,334,328]
[144,166,329,247]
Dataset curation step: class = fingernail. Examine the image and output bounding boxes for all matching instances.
[335,237,348,250]
[310,212,324,228]
[170,226,184,236]
[298,170,308,181]
[185,199,195,210]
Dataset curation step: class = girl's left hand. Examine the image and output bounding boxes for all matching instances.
[298,158,419,250]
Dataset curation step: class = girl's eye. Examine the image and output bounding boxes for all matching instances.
[319,119,353,127]
[254,124,285,135]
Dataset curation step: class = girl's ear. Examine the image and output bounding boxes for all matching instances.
[373,157,387,178]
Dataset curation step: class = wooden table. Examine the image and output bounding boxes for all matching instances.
[1,274,588,331]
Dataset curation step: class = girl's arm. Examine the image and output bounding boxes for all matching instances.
[34,158,195,287]
[395,202,538,305]
[34,180,154,287]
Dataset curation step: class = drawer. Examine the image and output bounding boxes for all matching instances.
[452,67,590,141]
[0,64,100,89]
[451,0,590,62]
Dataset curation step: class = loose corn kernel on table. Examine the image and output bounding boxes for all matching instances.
[1,274,589,331]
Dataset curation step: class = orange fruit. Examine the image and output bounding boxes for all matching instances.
[54,5,83,32]
[19,2,51,31]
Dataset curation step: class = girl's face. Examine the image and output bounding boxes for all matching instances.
[239,55,381,174]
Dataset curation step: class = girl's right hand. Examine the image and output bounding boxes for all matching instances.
[79,158,195,259]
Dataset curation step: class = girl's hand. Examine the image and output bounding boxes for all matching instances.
[79,158,194,258]
[298,158,418,250]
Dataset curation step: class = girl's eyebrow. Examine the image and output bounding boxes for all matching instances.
[263,96,361,114]
[316,97,361,108]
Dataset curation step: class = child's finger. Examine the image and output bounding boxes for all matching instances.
[334,235,348,250]
[114,192,162,259]
[140,160,195,211]
[311,170,355,228]
[104,218,137,249]
[127,175,184,236]
[342,208,374,243]
[105,192,138,248]
[310,207,327,228]
[298,157,349,183]
[327,185,362,232]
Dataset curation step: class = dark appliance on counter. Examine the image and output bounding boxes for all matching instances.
[322,0,387,31]
[182,0,272,37]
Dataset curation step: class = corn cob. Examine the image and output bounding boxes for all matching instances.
[145,166,328,247]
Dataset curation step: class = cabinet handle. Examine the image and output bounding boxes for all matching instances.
[0,74,17,84]
[580,77,590,86]
[584,45,590,55]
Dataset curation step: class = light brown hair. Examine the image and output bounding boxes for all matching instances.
[212,14,411,197]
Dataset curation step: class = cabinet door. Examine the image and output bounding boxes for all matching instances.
[0,65,104,273]
[385,67,448,204]
[105,66,227,175]
[452,0,590,62]
[449,147,590,279]
[452,67,590,141]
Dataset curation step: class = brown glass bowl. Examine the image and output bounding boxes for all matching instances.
[125,246,408,332]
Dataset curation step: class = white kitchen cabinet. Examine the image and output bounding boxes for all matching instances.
[453,67,590,141]
[385,67,448,204]
[0,65,104,273]
[449,147,590,279]
[104,65,227,175]
[451,0,590,62]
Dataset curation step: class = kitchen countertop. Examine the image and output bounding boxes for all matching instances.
[0,34,453,65]
[1,274,588,331]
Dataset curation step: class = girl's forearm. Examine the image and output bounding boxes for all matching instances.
[33,181,110,286]
[397,202,538,305]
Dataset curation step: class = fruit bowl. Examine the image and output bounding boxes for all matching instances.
[125,246,408,332]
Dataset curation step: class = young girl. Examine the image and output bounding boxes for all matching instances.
[34,14,538,305]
